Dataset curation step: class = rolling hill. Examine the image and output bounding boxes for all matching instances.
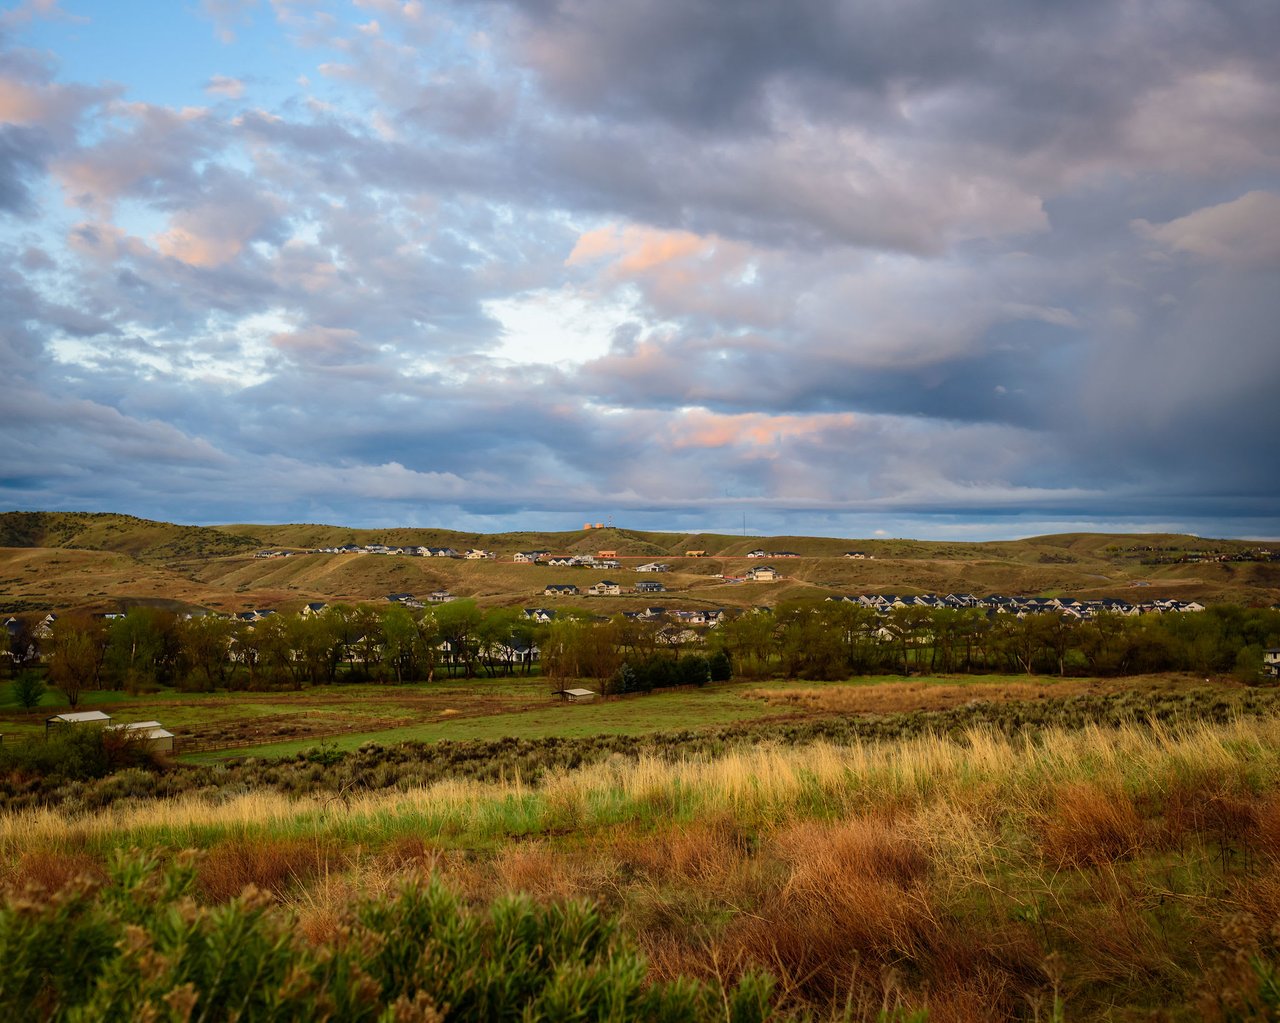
[0,512,1276,615]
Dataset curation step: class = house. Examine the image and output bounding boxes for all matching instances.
[386,593,416,604]
[427,590,453,604]
[595,558,622,570]
[746,565,779,582]
[555,688,597,703]
[514,551,549,564]
[464,549,495,560]
[685,550,707,557]
[522,608,557,623]
[635,562,669,573]
[746,549,767,558]
[544,584,580,597]
[588,581,622,596]
[597,550,618,558]
[300,601,328,617]
[1264,649,1280,678]
[770,551,801,558]
[547,556,579,567]
[843,551,872,559]
[635,580,666,593]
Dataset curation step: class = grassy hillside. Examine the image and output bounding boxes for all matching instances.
[1,513,1276,614]
[0,511,261,561]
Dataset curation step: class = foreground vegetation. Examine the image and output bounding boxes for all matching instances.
[4,699,1280,1019]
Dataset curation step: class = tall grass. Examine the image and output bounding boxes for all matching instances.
[7,716,1280,1018]
[3,714,1279,860]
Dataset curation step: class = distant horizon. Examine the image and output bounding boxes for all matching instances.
[5,506,1278,546]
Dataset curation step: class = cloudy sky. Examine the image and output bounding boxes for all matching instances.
[2,0,1278,539]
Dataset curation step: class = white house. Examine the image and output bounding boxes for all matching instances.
[747,565,779,582]
[588,581,622,596]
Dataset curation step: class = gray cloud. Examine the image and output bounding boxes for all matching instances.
[0,3,1278,537]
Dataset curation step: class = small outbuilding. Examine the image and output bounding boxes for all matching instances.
[555,688,597,703]
[110,720,176,753]
[46,710,112,734]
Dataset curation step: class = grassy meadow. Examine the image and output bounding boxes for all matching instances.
[4,707,1280,1019]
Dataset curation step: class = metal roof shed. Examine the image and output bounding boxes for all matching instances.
[109,721,176,753]
[46,710,112,734]
[555,688,597,703]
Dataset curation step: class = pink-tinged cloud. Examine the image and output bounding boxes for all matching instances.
[0,77,49,124]
[0,0,87,29]
[271,326,372,364]
[204,75,245,99]
[667,409,860,452]
[52,104,211,211]
[0,74,105,127]
[153,182,281,267]
[1135,190,1280,266]
[566,224,713,274]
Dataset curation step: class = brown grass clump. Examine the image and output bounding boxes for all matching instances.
[196,836,341,902]
[382,834,449,872]
[489,840,623,905]
[612,815,753,887]
[1253,795,1280,861]
[721,817,938,1003]
[5,848,106,893]
[1038,782,1145,867]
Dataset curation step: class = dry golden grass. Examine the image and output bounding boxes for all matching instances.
[195,834,348,902]
[747,674,1215,716]
[1037,781,1146,866]
[4,715,1279,863]
[3,847,106,893]
[6,714,1280,1019]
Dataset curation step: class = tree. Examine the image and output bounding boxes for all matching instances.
[105,609,175,692]
[435,600,483,679]
[46,616,107,707]
[380,605,421,683]
[12,670,45,713]
[178,614,233,691]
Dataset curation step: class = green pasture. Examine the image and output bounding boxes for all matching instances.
[1,670,1147,761]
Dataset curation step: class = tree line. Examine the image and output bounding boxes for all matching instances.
[4,600,1278,707]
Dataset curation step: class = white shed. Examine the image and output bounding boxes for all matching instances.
[556,688,597,703]
[46,710,112,734]
[109,720,176,753]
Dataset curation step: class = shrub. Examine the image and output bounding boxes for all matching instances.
[0,855,777,1022]
[677,654,711,688]
[708,649,733,682]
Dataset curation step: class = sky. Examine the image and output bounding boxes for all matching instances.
[1,0,1278,541]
